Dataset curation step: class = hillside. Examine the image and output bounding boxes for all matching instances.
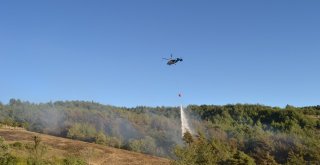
[0,127,170,165]
[0,100,182,158]
[1,100,320,164]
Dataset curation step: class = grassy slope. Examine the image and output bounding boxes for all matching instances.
[0,128,170,165]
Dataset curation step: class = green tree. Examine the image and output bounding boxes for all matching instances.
[95,131,107,145]
[0,136,18,165]
[182,131,193,145]
[223,151,256,165]
[67,123,97,141]
[27,136,47,165]
[128,136,157,154]
[285,150,305,165]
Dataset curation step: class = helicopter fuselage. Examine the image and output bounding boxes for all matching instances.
[167,60,176,65]
[167,58,183,65]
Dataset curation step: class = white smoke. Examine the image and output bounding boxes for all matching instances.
[180,105,192,137]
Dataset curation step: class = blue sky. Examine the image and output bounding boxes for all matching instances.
[1,0,319,107]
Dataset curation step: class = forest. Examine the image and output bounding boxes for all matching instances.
[0,99,320,164]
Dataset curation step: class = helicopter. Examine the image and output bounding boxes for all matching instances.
[162,54,183,65]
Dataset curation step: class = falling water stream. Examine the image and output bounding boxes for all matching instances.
[180,105,191,137]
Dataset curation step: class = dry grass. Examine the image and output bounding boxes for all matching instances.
[0,128,171,165]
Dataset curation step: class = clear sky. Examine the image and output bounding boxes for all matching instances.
[1,0,319,107]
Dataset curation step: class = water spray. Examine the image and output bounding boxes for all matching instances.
[179,93,191,137]
[180,105,192,136]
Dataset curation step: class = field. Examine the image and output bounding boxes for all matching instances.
[0,127,170,165]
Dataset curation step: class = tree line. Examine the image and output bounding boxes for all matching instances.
[1,99,320,164]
